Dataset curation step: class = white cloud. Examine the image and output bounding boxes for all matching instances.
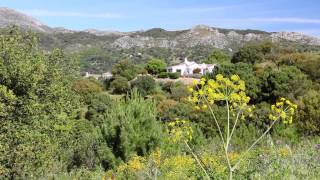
[245,17,320,24]
[19,9,123,19]
[173,7,227,13]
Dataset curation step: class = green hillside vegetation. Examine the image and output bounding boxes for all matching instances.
[0,27,320,179]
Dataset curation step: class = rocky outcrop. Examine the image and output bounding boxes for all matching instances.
[0,7,51,32]
[271,32,320,46]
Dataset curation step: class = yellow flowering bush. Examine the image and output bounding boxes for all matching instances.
[269,97,297,124]
[185,74,298,180]
[161,155,197,179]
[189,75,254,120]
[167,119,193,143]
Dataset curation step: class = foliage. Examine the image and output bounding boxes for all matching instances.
[0,27,81,178]
[212,62,262,101]
[111,59,141,81]
[297,90,320,135]
[1,27,320,179]
[110,76,129,94]
[261,65,312,100]
[168,72,180,79]
[158,72,169,78]
[72,78,103,96]
[231,42,273,64]
[188,75,297,179]
[100,90,164,162]
[145,58,167,75]
[170,81,189,101]
[130,75,156,96]
[203,49,231,64]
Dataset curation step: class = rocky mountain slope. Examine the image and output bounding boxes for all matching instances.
[0,7,319,52]
[0,7,51,32]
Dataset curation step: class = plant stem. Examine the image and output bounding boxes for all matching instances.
[229,169,233,180]
[229,111,241,140]
[232,119,278,170]
[184,141,210,180]
[202,96,226,147]
[225,100,232,179]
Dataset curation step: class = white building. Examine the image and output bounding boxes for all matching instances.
[166,58,216,76]
[84,72,113,80]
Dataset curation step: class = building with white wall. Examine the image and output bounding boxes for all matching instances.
[166,58,215,76]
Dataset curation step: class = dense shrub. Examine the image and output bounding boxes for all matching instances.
[100,90,164,162]
[111,60,140,81]
[212,62,262,101]
[261,65,312,100]
[110,76,129,94]
[145,58,167,75]
[168,72,181,79]
[297,90,320,135]
[232,45,265,64]
[72,78,103,96]
[0,27,81,178]
[170,82,189,101]
[130,75,156,96]
[203,49,231,64]
[158,72,169,78]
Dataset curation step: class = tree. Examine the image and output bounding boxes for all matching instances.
[297,90,320,135]
[110,76,129,94]
[100,90,164,161]
[170,82,189,101]
[232,44,264,64]
[72,78,103,96]
[203,49,230,64]
[130,75,156,96]
[145,58,167,75]
[211,62,262,102]
[0,27,82,178]
[111,59,140,81]
[261,65,312,100]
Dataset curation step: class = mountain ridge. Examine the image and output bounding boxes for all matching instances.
[0,7,320,52]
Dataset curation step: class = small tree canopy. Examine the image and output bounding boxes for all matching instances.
[145,58,167,75]
[203,49,230,64]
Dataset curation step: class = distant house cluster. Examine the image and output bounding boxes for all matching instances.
[84,72,113,79]
[166,58,216,76]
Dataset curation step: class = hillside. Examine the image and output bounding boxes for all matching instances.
[0,7,320,73]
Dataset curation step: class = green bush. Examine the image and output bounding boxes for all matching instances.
[203,49,231,64]
[111,76,129,94]
[158,72,169,78]
[212,62,262,101]
[168,72,181,79]
[100,90,164,161]
[261,65,312,100]
[231,43,268,64]
[170,82,189,101]
[111,60,140,81]
[145,58,167,75]
[297,90,320,135]
[72,78,103,96]
[0,27,81,178]
[130,75,156,96]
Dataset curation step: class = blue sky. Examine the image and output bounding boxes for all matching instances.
[1,0,320,36]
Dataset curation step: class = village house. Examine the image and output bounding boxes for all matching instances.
[166,58,216,76]
[84,71,113,80]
